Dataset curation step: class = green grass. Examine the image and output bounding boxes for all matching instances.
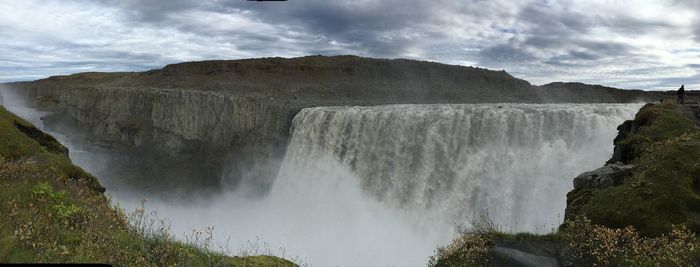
[0,106,103,192]
[0,106,296,266]
[568,102,700,236]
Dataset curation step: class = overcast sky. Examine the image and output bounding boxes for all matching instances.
[1,0,699,90]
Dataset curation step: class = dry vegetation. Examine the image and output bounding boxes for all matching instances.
[564,217,697,266]
[427,217,500,267]
[428,217,699,267]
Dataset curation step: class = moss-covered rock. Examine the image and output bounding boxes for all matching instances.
[565,102,700,236]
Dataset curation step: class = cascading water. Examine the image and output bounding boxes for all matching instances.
[276,103,642,239]
[0,88,643,267]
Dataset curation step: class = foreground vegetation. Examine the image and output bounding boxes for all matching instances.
[0,106,295,266]
[429,217,699,267]
[431,102,700,266]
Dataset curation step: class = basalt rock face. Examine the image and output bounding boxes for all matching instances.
[487,239,572,267]
[35,87,294,154]
[604,107,655,165]
[3,84,298,194]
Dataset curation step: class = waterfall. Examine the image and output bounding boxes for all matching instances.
[277,104,642,235]
[0,89,643,266]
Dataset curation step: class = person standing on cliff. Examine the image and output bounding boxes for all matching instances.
[677,85,686,104]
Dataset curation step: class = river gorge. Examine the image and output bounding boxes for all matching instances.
[0,86,642,266]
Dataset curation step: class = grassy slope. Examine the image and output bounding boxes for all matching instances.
[0,106,295,266]
[568,102,700,236]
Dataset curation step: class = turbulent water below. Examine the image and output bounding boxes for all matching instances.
[0,91,642,266]
[283,104,643,234]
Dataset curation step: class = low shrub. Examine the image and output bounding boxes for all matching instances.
[429,216,699,267]
[427,215,501,267]
[562,217,698,266]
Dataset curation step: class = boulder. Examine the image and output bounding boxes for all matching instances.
[488,247,558,267]
[487,239,572,267]
[572,163,633,190]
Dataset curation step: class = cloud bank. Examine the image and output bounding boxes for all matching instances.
[1,0,699,90]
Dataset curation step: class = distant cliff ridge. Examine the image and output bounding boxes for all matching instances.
[8,55,672,104]
[0,55,678,192]
[16,56,537,104]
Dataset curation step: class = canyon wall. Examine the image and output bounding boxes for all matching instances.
[2,85,298,193]
[35,87,294,154]
[0,55,673,191]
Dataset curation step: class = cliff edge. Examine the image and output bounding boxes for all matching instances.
[0,55,674,193]
[0,106,295,266]
[566,102,700,236]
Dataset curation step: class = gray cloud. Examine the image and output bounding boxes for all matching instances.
[669,0,700,42]
[479,42,536,63]
[107,0,200,22]
[0,0,698,90]
[478,2,636,65]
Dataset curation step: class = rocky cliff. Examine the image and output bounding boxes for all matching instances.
[4,85,297,193]
[8,55,672,105]
[565,102,700,236]
[36,87,292,152]
[0,55,677,191]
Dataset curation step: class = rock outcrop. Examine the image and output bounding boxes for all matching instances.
[487,239,571,267]
[572,163,633,190]
[565,102,700,236]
